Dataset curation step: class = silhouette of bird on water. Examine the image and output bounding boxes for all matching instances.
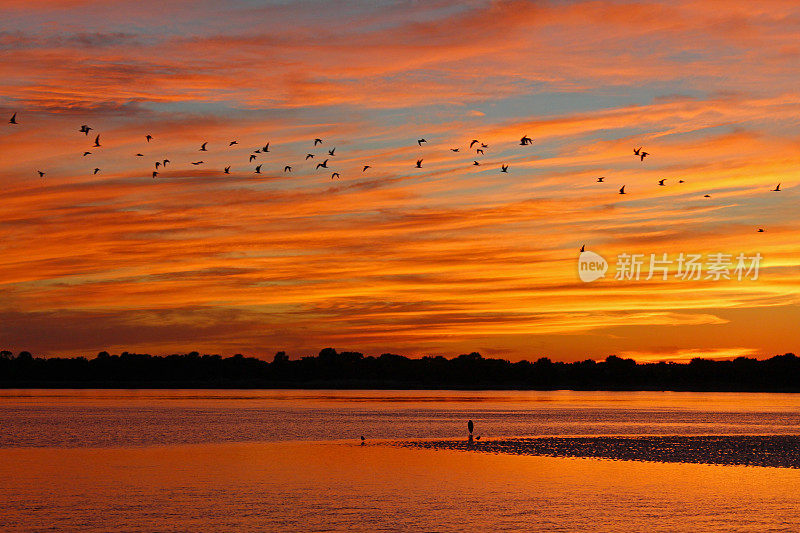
[37,170,45,177]
[191,161,204,165]
[773,184,781,192]
[757,228,765,232]
[658,179,666,186]
[418,138,426,146]
[83,151,91,157]
[316,159,329,169]
[314,138,323,145]
[224,166,230,174]
[331,172,340,179]
[93,168,100,174]
[451,148,459,152]
[363,165,371,172]
[145,134,152,142]
[476,149,484,155]
[200,142,208,151]
[520,135,532,145]
[263,143,270,152]
[416,159,423,168]
[255,164,262,174]
[229,140,238,146]
[284,166,292,172]
[596,177,604,182]
[152,171,158,178]
[328,148,336,156]
[9,113,17,124]
[93,135,101,147]
[249,155,257,162]
[580,244,585,252]
[305,153,314,160]
[469,140,479,148]
[500,164,508,173]
[619,185,626,194]
[473,160,480,166]
[79,125,91,135]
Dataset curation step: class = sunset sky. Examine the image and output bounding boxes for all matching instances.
[1,0,799,362]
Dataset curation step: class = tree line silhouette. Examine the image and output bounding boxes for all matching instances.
[1,348,799,391]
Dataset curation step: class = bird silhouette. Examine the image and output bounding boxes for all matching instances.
[417,138,426,146]
[152,171,158,178]
[416,159,423,168]
[254,149,260,153]
[37,170,45,177]
[658,179,666,186]
[639,151,649,161]
[191,161,204,165]
[596,177,604,182]
[263,143,270,152]
[224,166,230,174]
[580,244,585,252]
[229,141,238,146]
[200,142,208,151]
[316,159,328,169]
[773,183,781,192]
[451,148,460,152]
[155,161,161,169]
[93,168,100,174]
[469,140,479,148]
[363,165,371,172]
[8,112,17,124]
[331,172,340,179]
[619,185,626,194]
[520,135,532,145]
[473,160,480,166]
[249,155,257,162]
[163,159,170,166]
[145,134,152,142]
[82,151,91,157]
[305,153,314,160]
[360,436,366,446]
[757,228,765,232]
[633,147,641,156]
[284,166,292,172]
[476,149,484,155]
[136,153,144,157]
[314,138,323,145]
[93,135,101,147]
[500,164,508,173]
[480,143,488,148]
[255,164,262,173]
[79,125,92,135]
[328,148,336,156]
[704,194,711,198]
[678,179,685,183]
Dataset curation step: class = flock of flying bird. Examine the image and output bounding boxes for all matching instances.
[6,112,782,231]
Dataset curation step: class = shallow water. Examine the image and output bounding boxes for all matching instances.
[1,389,799,532]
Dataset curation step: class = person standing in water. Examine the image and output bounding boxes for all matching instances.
[468,419,474,444]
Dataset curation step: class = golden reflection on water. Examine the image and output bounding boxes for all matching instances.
[1,441,799,532]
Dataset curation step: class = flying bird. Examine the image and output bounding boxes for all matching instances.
[362,165,371,172]
[580,244,585,252]
[417,138,426,146]
[328,148,336,156]
[93,168,100,175]
[224,166,231,174]
[200,142,208,151]
[316,159,329,169]
[633,147,642,156]
[757,228,765,232]
[520,135,532,145]
[480,143,488,148]
[416,159,423,168]
[8,112,17,124]
[678,179,685,183]
[639,151,649,161]
[93,135,101,147]
[255,164,262,174]
[254,149,260,153]
[145,134,152,142]
[284,166,292,172]
[163,159,169,166]
[263,143,270,152]
[658,179,666,186]
[249,155,257,162]
[596,177,604,182]
[704,194,711,198]
[476,149,484,155]
[469,140,479,148]
[82,151,91,157]
[229,141,238,146]
[451,148,460,152]
[331,172,340,179]
[473,160,480,166]
[191,161,204,165]
[314,138,323,145]
[619,185,626,194]
[152,171,158,179]
[37,170,45,177]
[305,153,314,160]
[773,183,781,192]
[79,125,91,135]
[500,164,508,173]
[155,161,160,169]
[136,153,144,157]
